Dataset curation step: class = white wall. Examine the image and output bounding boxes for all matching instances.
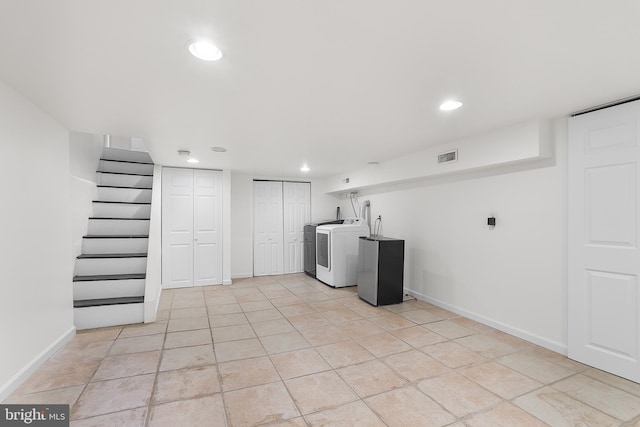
[69,132,103,259]
[335,119,568,353]
[0,81,75,400]
[230,172,341,278]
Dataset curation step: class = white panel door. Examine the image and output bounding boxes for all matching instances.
[161,168,194,288]
[568,100,640,382]
[253,181,284,276]
[162,168,223,288]
[283,182,311,273]
[194,169,223,286]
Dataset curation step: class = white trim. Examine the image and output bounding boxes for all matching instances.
[223,279,233,285]
[405,289,567,355]
[0,327,76,402]
[231,273,252,280]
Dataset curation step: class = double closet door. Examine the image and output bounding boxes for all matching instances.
[254,180,310,276]
[162,168,223,288]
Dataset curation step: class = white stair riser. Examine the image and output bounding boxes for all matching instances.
[93,203,151,219]
[99,160,154,175]
[74,303,144,330]
[97,173,153,188]
[88,219,150,235]
[75,257,147,276]
[74,279,145,300]
[82,238,149,254]
[102,147,153,164]
[97,186,152,203]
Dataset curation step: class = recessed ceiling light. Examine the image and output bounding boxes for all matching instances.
[188,41,222,61]
[439,100,463,111]
[368,161,380,165]
[211,146,227,152]
[187,158,200,163]
[178,149,190,157]
[300,164,310,172]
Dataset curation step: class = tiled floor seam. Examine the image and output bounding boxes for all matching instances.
[205,287,232,427]
[142,327,167,427]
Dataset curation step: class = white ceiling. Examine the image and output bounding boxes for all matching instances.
[1,1,639,178]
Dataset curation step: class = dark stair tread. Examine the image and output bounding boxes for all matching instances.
[93,200,151,205]
[74,296,145,308]
[73,273,146,282]
[100,158,154,165]
[83,234,149,239]
[97,185,152,190]
[77,253,148,259]
[89,217,150,220]
[97,171,153,177]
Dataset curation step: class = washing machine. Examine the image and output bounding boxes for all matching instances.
[316,218,370,287]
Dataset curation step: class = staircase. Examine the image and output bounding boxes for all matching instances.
[73,147,154,330]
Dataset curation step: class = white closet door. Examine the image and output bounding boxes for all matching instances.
[162,168,223,288]
[253,181,284,276]
[194,169,223,286]
[283,182,310,273]
[161,168,194,288]
[568,100,640,382]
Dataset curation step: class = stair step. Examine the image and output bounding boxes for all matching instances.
[88,218,150,236]
[82,236,149,254]
[93,201,151,205]
[97,171,153,177]
[97,185,153,190]
[74,278,146,300]
[75,255,147,275]
[97,172,153,189]
[74,296,144,308]
[74,301,144,330]
[97,186,152,203]
[101,147,153,164]
[77,253,147,259]
[89,217,149,220]
[73,273,146,282]
[99,159,154,175]
[84,234,148,238]
[99,158,153,165]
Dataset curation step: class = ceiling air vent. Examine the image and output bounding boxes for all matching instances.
[438,149,458,164]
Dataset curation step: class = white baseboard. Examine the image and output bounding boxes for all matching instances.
[144,291,162,323]
[0,326,76,402]
[405,289,567,355]
[223,279,233,285]
[231,273,252,280]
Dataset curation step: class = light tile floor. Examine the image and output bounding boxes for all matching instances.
[7,273,640,426]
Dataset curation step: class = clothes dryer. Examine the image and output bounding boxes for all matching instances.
[316,218,369,287]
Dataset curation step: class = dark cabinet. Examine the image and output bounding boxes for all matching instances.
[357,237,404,306]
